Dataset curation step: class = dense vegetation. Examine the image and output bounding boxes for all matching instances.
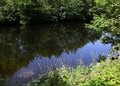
[87,0,120,34]
[27,59,120,86]
[86,0,120,53]
[0,0,94,25]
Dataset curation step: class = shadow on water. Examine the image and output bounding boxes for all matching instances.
[0,23,111,86]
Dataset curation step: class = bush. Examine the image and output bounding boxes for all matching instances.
[86,0,120,33]
[84,59,120,86]
[0,0,95,25]
[27,59,120,86]
[86,0,120,53]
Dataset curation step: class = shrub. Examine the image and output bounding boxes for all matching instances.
[0,0,95,25]
[86,0,120,53]
[27,59,120,86]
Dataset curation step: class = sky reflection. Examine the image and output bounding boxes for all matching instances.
[6,40,111,86]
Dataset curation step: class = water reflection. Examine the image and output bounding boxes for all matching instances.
[0,23,111,86]
[4,40,111,86]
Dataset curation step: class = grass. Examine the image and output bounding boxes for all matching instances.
[27,58,120,86]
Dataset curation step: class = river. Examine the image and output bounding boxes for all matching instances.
[0,23,111,86]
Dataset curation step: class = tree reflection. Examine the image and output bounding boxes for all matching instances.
[0,23,101,80]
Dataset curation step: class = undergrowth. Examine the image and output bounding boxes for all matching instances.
[27,58,120,86]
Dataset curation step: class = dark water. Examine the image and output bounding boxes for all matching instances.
[0,23,111,86]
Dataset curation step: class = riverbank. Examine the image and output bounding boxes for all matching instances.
[27,58,120,86]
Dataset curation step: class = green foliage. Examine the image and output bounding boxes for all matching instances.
[87,0,120,34]
[84,59,120,86]
[0,0,95,25]
[0,0,51,25]
[86,0,120,53]
[27,59,120,86]
[28,67,68,86]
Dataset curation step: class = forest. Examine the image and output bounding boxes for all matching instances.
[0,0,94,25]
[0,0,120,86]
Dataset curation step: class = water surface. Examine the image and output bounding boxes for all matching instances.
[0,23,111,86]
